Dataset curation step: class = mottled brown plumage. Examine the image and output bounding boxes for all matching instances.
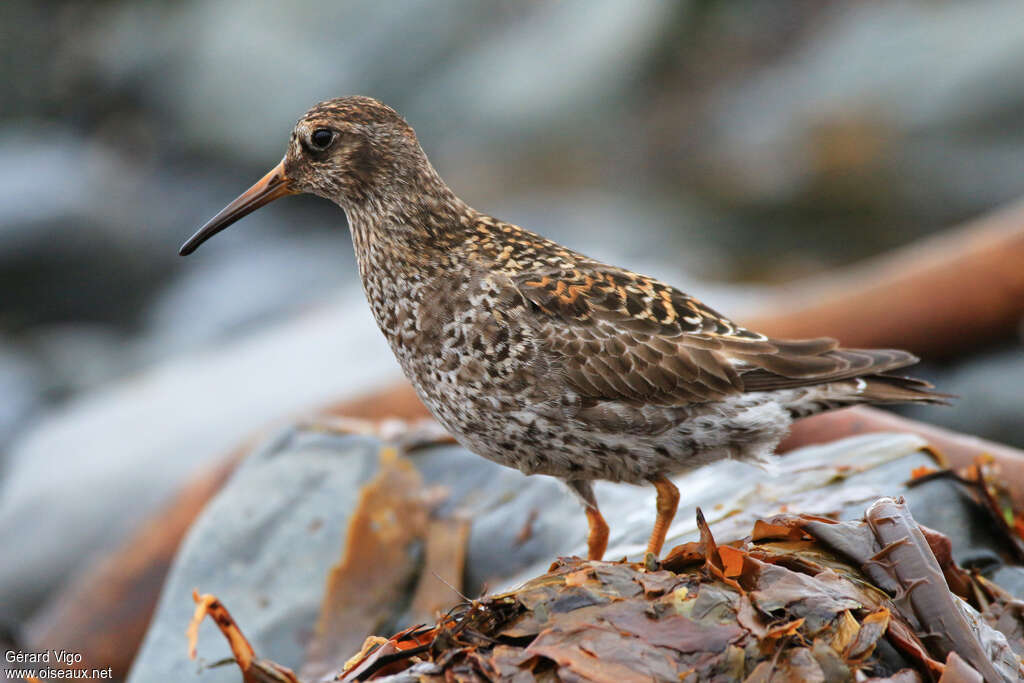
[182,96,947,560]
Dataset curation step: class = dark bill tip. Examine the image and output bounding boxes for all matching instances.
[179,159,295,256]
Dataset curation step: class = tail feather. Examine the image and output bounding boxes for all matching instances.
[859,374,953,405]
[782,373,952,419]
[727,335,951,417]
[740,347,921,391]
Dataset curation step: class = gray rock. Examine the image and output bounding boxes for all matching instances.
[701,2,1024,218]
[141,232,354,359]
[901,349,1024,449]
[128,429,385,682]
[0,295,398,622]
[76,1,672,165]
[409,0,675,142]
[0,343,43,454]
[131,430,953,680]
[0,128,167,328]
[21,324,131,399]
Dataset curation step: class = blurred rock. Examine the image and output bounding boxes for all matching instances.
[22,324,131,399]
[488,189,736,290]
[699,2,1024,238]
[0,128,165,329]
[0,343,43,455]
[129,428,573,682]
[0,294,398,622]
[23,454,238,681]
[410,1,677,140]
[902,348,1024,449]
[142,232,353,359]
[72,1,673,164]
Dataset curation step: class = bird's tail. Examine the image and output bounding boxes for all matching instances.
[781,371,952,419]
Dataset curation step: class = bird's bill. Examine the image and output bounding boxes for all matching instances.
[179,159,296,255]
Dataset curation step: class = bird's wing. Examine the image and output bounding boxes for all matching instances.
[512,263,917,406]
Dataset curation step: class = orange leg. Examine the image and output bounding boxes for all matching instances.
[584,504,610,561]
[647,475,680,558]
[566,479,609,560]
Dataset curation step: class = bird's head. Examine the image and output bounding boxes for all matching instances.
[180,96,432,255]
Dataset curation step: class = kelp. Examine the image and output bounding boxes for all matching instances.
[188,498,1024,682]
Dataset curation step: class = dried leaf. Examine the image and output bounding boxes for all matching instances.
[748,559,861,633]
[736,594,771,639]
[845,607,890,661]
[828,610,860,655]
[186,590,299,683]
[862,669,924,682]
[885,617,946,678]
[661,540,705,570]
[526,623,679,683]
[634,569,680,597]
[752,519,808,543]
[187,591,254,669]
[865,498,1008,682]
[337,624,436,681]
[563,568,592,587]
[763,617,805,640]
[696,508,744,592]
[341,635,388,673]
[598,600,743,653]
[177,501,1024,682]
[937,651,983,683]
[719,545,746,578]
[909,466,937,480]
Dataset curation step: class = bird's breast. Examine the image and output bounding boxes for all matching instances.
[356,254,554,421]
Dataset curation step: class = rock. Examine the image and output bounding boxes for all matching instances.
[901,349,1024,449]
[130,429,961,681]
[129,430,385,682]
[21,323,132,399]
[0,343,43,454]
[0,295,398,622]
[73,1,672,165]
[409,0,676,142]
[700,2,1024,224]
[0,128,168,329]
[141,232,354,359]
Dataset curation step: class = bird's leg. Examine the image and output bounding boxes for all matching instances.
[647,475,680,558]
[566,479,609,561]
[584,506,610,561]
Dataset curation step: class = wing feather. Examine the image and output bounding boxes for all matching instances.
[512,263,921,405]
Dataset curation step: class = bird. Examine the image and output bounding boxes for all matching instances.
[180,96,946,562]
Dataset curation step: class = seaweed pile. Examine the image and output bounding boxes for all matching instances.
[189,498,1024,682]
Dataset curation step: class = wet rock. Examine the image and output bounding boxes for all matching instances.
[74,1,671,165]
[0,295,397,622]
[128,428,571,682]
[0,128,165,329]
[20,324,132,399]
[0,343,44,454]
[129,430,385,682]
[902,348,1024,449]
[700,2,1024,225]
[142,231,354,358]
[131,428,1024,680]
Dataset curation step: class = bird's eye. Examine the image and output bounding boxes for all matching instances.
[310,128,334,150]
